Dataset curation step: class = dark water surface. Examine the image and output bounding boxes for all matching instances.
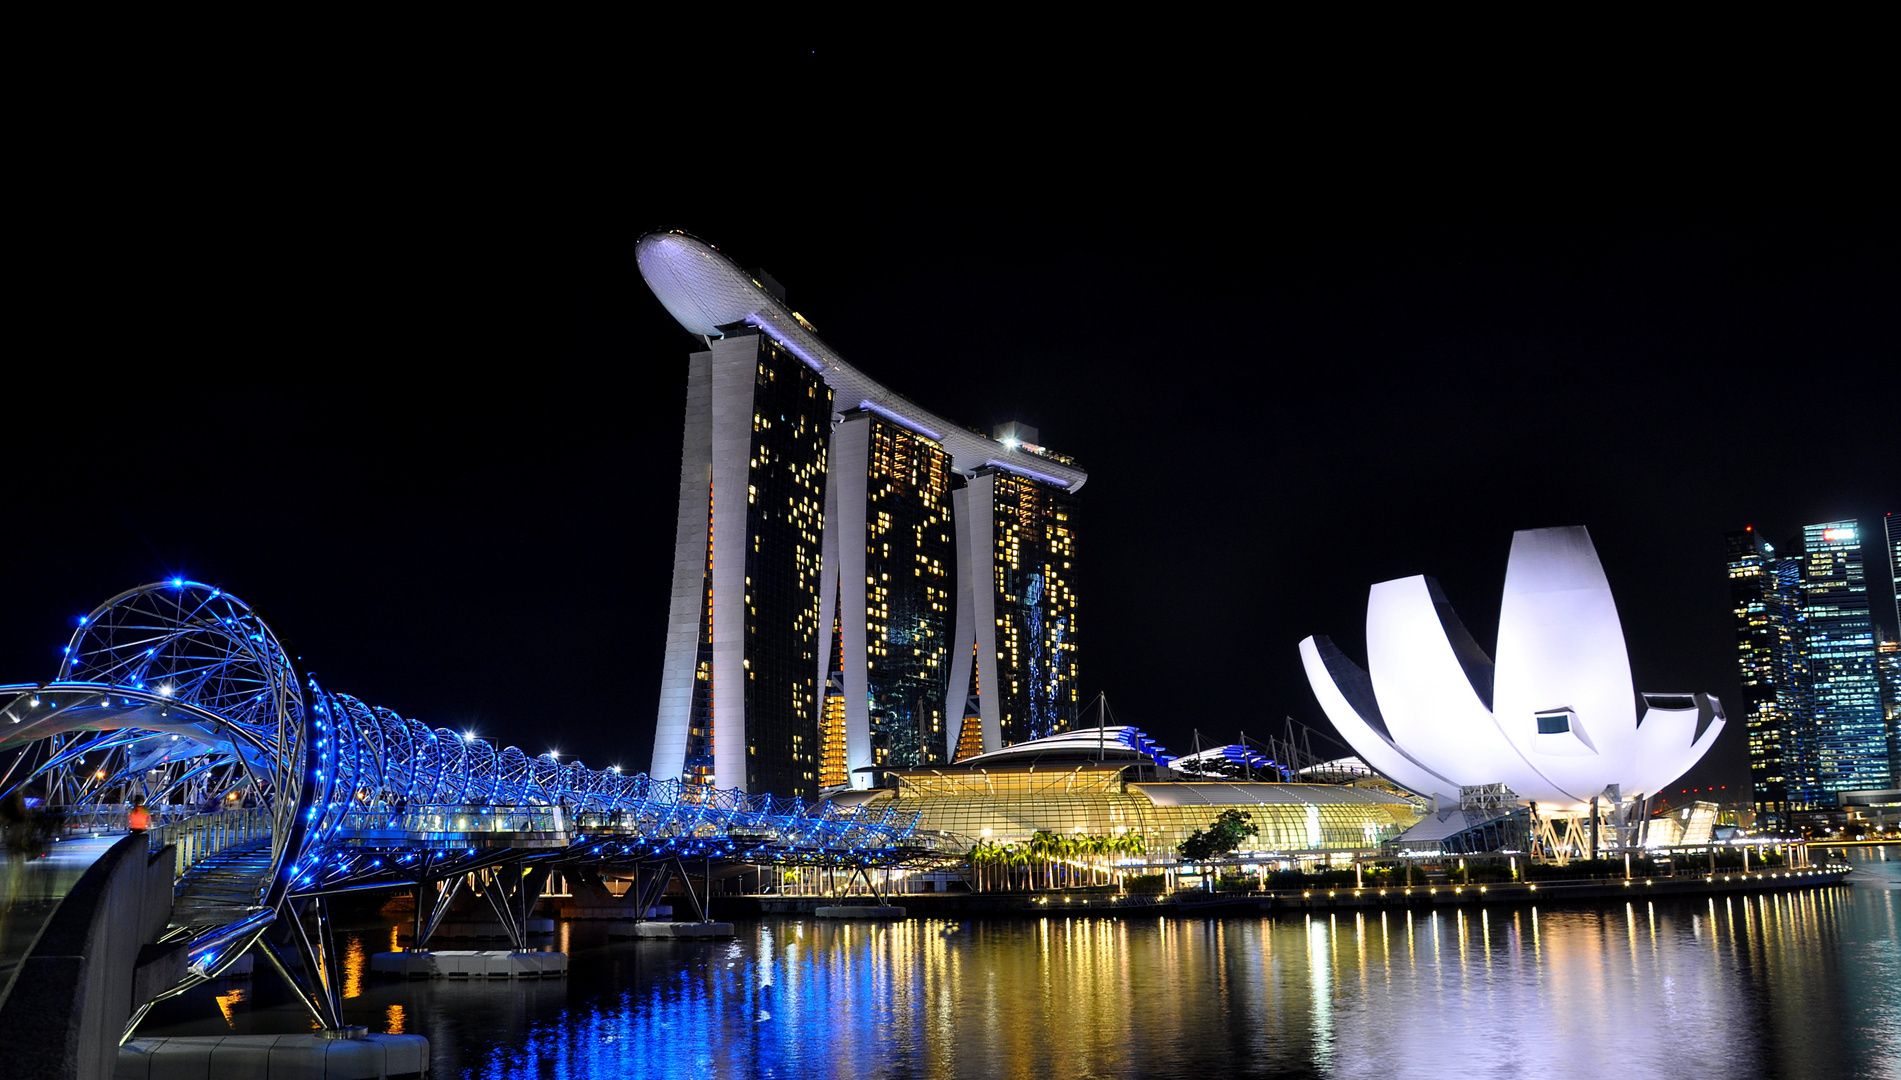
[143,846,1901,1079]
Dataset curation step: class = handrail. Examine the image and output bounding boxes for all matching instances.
[149,807,272,879]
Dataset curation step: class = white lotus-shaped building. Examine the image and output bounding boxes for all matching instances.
[1299,526,1725,812]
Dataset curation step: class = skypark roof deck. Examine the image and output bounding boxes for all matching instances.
[636,230,1088,492]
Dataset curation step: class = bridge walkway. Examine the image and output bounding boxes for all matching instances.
[169,838,271,931]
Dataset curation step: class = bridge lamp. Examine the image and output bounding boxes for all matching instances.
[158,684,172,697]
[462,730,475,742]
[610,765,621,774]
[549,750,560,760]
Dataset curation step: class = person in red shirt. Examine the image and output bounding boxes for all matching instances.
[127,804,150,831]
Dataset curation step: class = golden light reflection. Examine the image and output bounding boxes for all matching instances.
[386,1004,406,1034]
[344,933,366,999]
[214,986,248,1027]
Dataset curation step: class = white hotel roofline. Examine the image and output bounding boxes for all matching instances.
[636,231,1088,493]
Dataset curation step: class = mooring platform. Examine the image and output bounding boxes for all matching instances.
[117,1032,429,1079]
[369,950,567,978]
[814,905,908,919]
[609,921,736,939]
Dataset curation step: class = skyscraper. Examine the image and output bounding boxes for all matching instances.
[651,330,832,796]
[1880,639,1901,784]
[1800,520,1888,794]
[638,231,1088,797]
[817,411,957,776]
[1725,528,1809,826]
[945,442,1083,755]
[1888,512,1900,634]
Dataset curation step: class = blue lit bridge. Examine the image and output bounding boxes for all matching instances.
[1,581,935,1036]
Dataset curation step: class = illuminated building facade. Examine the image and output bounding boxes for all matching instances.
[650,329,833,797]
[1889,512,1900,633]
[817,411,957,778]
[822,727,1419,857]
[638,231,1088,797]
[1726,527,1811,826]
[1801,520,1889,794]
[818,672,848,790]
[1301,526,1726,812]
[1881,640,1901,783]
[946,441,1082,757]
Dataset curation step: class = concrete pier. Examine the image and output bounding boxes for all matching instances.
[117,1033,429,1078]
[815,905,908,919]
[369,950,567,978]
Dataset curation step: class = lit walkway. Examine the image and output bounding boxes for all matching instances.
[0,834,123,1007]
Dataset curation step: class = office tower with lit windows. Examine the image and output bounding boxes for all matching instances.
[817,411,957,779]
[1888,512,1900,633]
[638,230,1088,797]
[1725,528,1810,826]
[945,423,1083,756]
[650,328,833,798]
[1881,639,1901,783]
[1800,520,1889,793]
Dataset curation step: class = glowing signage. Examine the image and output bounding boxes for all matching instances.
[1823,528,1857,542]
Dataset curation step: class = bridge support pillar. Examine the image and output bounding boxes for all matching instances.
[478,861,550,952]
[269,895,347,1033]
[411,874,466,951]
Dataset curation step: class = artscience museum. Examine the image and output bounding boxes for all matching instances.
[1300,526,1725,816]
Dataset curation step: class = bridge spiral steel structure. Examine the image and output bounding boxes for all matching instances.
[2,582,925,1025]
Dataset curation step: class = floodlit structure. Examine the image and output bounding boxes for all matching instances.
[1,582,926,1034]
[637,231,1088,796]
[1300,526,1726,813]
[827,727,1421,859]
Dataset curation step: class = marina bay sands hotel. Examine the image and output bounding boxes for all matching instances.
[637,232,1087,799]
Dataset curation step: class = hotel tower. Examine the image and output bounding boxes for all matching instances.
[637,232,1088,798]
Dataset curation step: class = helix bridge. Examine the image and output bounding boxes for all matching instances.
[1,581,932,1033]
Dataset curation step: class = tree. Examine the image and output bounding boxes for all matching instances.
[1178,810,1258,862]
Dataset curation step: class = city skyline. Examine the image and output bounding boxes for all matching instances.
[2,200,1892,801]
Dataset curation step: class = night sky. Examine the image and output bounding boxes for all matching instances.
[6,46,1895,805]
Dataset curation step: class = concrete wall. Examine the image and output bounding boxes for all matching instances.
[0,833,175,1080]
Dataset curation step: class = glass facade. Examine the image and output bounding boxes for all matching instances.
[818,673,848,790]
[743,338,832,798]
[685,483,717,788]
[1726,528,1810,825]
[1881,640,1901,784]
[1889,513,1900,638]
[852,766,1417,855]
[1801,520,1888,794]
[862,418,955,768]
[989,472,1080,745]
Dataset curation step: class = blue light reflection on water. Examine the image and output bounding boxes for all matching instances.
[138,847,1900,1079]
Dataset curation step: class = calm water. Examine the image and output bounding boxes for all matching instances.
[144,846,1901,1079]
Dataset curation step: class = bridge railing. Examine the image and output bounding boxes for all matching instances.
[342,805,568,835]
[44,803,199,837]
[148,807,272,878]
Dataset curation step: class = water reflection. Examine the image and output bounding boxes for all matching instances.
[138,847,1900,1079]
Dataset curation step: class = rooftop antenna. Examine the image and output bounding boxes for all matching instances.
[1092,692,1108,761]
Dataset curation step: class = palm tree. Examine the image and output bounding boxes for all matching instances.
[1007,842,1030,891]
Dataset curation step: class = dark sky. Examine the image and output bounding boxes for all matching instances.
[5,44,1895,804]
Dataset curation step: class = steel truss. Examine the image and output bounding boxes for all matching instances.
[1,581,928,1035]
